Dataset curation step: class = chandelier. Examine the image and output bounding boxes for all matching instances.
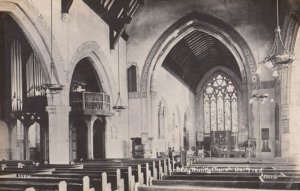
[112,42,126,113]
[249,82,274,104]
[41,0,64,94]
[259,0,294,77]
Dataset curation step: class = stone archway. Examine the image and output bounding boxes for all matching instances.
[280,12,300,158]
[0,0,65,84]
[139,12,257,149]
[68,43,115,161]
[0,2,64,162]
[67,41,117,102]
[140,12,257,95]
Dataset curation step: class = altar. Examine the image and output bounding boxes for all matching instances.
[202,130,245,158]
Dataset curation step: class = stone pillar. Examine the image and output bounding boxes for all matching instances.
[39,122,46,162]
[85,116,95,160]
[47,105,71,164]
[23,126,29,160]
[288,56,300,161]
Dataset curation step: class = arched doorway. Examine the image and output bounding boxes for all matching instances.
[27,122,41,161]
[93,119,106,159]
[71,120,88,160]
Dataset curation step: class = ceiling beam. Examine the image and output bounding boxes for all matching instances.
[61,0,74,14]
[82,0,143,49]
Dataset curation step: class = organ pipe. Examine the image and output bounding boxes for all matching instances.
[26,53,46,97]
[11,40,16,111]
[11,39,47,113]
[11,40,22,112]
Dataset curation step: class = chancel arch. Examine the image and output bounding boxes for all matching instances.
[140,13,257,155]
[141,12,257,95]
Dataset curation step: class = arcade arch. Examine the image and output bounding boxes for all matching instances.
[69,57,111,161]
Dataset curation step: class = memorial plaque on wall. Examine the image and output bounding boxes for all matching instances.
[261,128,269,140]
[283,119,289,133]
[196,131,204,142]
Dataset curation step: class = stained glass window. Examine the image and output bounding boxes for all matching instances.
[203,73,238,133]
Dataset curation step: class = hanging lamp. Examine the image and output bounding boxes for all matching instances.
[112,42,126,112]
[259,0,294,77]
[250,5,274,105]
[249,83,272,104]
[41,0,64,94]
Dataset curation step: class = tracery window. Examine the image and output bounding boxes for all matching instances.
[203,73,238,134]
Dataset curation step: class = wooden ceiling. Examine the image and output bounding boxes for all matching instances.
[82,0,143,49]
[162,30,241,92]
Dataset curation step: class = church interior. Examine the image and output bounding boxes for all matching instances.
[0,0,300,190]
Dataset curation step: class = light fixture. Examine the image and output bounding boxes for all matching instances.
[259,0,294,76]
[41,0,64,94]
[19,112,40,121]
[250,4,274,105]
[112,42,126,113]
[249,82,274,104]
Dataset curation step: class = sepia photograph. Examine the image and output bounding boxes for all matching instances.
[0,0,300,190]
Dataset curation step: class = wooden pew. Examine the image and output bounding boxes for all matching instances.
[80,158,168,189]
[32,170,121,191]
[54,169,124,191]
[151,179,300,189]
[0,180,69,191]
[82,162,149,187]
[153,163,300,190]
[138,185,296,191]
[0,158,171,191]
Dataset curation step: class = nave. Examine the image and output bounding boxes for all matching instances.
[0,0,300,190]
[0,157,300,191]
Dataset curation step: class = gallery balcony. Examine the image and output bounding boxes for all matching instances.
[70,92,113,116]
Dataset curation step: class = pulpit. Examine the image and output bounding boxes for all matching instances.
[131,134,154,158]
[131,137,144,158]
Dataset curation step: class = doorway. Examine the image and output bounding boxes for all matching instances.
[93,118,106,159]
[72,120,88,160]
[27,122,41,161]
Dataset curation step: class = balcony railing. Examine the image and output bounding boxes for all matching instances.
[70,92,111,115]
